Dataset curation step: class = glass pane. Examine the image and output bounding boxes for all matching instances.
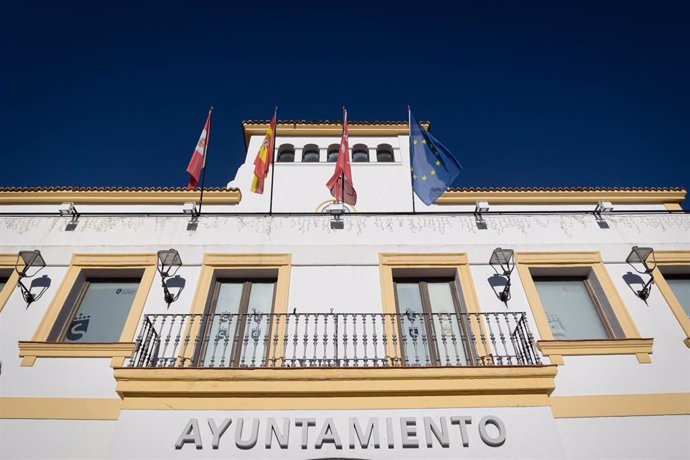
[63,281,139,342]
[203,282,243,367]
[427,282,468,365]
[666,278,690,317]
[395,283,431,365]
[240,282,275,366]
[0,277,8,292]
[534,279,609,340]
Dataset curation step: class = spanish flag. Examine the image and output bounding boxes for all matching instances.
[250,111,277,194]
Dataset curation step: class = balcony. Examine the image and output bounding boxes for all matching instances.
[128,311,541,368]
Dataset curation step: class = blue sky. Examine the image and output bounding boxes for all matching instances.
[2,1,688,202]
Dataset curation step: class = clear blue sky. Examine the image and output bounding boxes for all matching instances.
[2,1,688,202]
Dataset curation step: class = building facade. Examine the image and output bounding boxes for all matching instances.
[0,120,689,459]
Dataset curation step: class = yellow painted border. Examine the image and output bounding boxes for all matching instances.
[436,189,686,205]
[652,251,690,347]
[0,397,121,420]
[377,253,492,363]
[0,189,241,205]
[550,393,690,418]
[114,366,557,409]
[184,253,292,363]
[515,251,651,364]
[22,253,157,367]
[0,254,20,313]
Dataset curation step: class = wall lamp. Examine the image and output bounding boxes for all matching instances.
[475,200,490,215]
[157,249,183,305]
[15,250,47,304]
[182,202,199,231]
[489,248,515,302]
[626,246,656,300]
[59,202,80,230]
[594,200,614,214]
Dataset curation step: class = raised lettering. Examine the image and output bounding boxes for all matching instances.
[235,418,259,450]
[175,418,202,450]
[315,418,342,449]
[348,417,380,449]
[450,416,472,447]
[423,416,449,448]
[400,417,418,448]
[386,417,395,448]
[208,418,231,450]
[265,417,289,449]
[295,418,316,449]
[478,416,506,447]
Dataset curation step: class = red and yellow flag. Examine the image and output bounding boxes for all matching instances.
[250,112,277,194]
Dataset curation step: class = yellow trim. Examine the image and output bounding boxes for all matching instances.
[0,189,241,205]
[18,342,136,366]
[664,203,683,211]
[242,121,427,148]
[114,366,556,409]
[537,339,653,364]
[550,393,690,418]
[436,189,686,205]
[652,251,690,347]
[516,251,650,364]
[0,254,20,313]
[0,397,121,420]
[23,253,157,367]
[186,253,292,363]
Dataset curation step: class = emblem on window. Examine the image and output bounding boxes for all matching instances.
[66,313,90,341]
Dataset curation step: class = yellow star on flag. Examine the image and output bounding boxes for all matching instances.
[413,174,417,179]
[413,140,418,145]
[435,160,441,166]
[422,139,427,144]
[422,176,427,181]
[430,170,436,175]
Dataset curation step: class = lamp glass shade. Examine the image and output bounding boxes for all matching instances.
[626,246,655,272]
[18,250,46,273]
[490,248,515,274]
[157,249,182,276]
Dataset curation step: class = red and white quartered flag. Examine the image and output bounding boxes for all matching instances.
[186,108,212,190]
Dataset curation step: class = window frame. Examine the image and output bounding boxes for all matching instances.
[516,251,652,364]
[185,253,291,366]
[0,254,20,313]
[19,253,157,367]
[651,250,690,348]
[379,253,484,364]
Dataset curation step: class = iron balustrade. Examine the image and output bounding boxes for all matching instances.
[128,311,541,368]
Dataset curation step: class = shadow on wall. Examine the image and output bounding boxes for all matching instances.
[622,272,647,303]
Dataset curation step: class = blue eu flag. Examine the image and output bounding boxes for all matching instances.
[409,112,463,205]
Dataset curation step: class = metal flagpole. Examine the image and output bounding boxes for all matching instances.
[340,106,346,205]
[268,106,278,215]
[408,105,416,213]
[197,106,213,217]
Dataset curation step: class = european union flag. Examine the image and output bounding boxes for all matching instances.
[409,112,463,205]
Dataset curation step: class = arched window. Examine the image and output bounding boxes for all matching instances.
[376,144,394,162]
[327,144,340,162]
[277,144,295,163]
[352,144,369,163]
[302,144,320,162]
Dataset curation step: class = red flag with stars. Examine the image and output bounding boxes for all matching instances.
[326,109,357,205]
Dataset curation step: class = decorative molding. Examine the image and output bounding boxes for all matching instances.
[550,393,690,418]
[0,254,19,313]
[114,366,557,410]
[0,397,122,420]
[651,251,690,347]
[71,253,157,267]
[18,342,137,367]
[515,252,602,265]
[379,252,469,266]
[537,338,653,364]
[0,189,241,205]
[202,253,292,267]
[436,189,686,205]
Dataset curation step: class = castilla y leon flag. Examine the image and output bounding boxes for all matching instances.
[250,111,277,194]
[326,109,357,205]
[186,109,212,190]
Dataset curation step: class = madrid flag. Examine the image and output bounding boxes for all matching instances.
[250,111,277,194]
[326,109,357,205]
[186,109,212,190]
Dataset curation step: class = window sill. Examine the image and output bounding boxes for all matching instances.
[536,338,654,365]
[18,341,136,367]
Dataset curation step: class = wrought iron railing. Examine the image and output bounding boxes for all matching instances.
[129,311,541,368]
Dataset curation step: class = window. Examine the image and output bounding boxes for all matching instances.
[376,144,394,162]
[301,144,320,162]
[516,252,652,364]
[0,255,19,313]
[197,279,276,367]
[185,253,292,366]
[19,253,157,366]
[351,144,369,162]
[652,251,690,347]
[277,144,295,162]
[49,278,141,343]
[327,144,340,162]
[394,277,473,366]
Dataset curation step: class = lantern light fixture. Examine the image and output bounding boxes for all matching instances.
[489,248,515,302]
[626,246,656,300]
[157,249,183,305]
[14,250,47,304]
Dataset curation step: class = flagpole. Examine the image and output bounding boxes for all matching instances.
[268,106,278,215]
[340,106,346,205]
[408,105,416,214]
[197,106,213,217]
